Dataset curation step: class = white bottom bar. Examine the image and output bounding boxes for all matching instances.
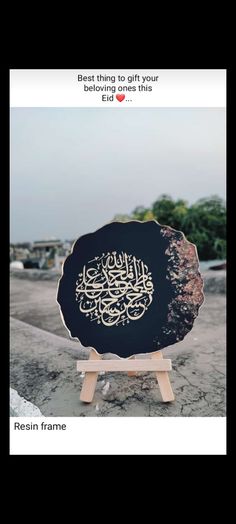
[10,417,226,455]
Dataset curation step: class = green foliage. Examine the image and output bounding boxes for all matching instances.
[113,214,132,223]
[132,206,148,220]
[113,194,226,260]
[181,196,226,259]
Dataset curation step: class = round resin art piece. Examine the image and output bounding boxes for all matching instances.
[57,221,204,358]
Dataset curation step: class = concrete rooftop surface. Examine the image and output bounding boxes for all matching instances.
[10,274,226,417]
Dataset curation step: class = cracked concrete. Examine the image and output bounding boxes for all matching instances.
[10,276,226,416]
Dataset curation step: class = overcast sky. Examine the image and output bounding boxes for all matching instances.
[10,108,226,243]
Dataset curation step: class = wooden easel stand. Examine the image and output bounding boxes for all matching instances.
[77,349,175,403]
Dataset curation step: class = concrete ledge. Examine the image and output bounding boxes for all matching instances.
[10,388,43,416]
[202,270,226,294]
[10,311,226,417]
[10,269,61,281]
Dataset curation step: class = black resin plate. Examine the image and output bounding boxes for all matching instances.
[57,221,204,358]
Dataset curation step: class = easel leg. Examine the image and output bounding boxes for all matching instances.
[80,349,101,403]
[151,351,175,402]
[128,355,137,376]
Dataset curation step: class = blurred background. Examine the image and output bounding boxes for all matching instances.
[10,107,226,271]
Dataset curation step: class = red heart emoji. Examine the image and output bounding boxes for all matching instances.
[116,94,125,102]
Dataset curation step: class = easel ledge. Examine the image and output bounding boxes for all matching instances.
[77,349,175,404]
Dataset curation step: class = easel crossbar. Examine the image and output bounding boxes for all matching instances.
[77,359,172,372]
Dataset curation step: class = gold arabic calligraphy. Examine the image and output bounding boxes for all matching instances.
[75,252,154,327]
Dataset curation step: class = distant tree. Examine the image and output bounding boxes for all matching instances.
[214,238,226,259]
[182,196,226,259]
[152,194,176,225]
[150,195,189,230]
[113,214,131,223]
[171,199,188,230]
[113,194,226,260]
[143,210,155,221]
[132,206,148,220]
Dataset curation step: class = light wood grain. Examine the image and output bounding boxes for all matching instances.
[77,358,171,372]
[80,349,101,403]
[151,351,175,402]
[128,355,137,376]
